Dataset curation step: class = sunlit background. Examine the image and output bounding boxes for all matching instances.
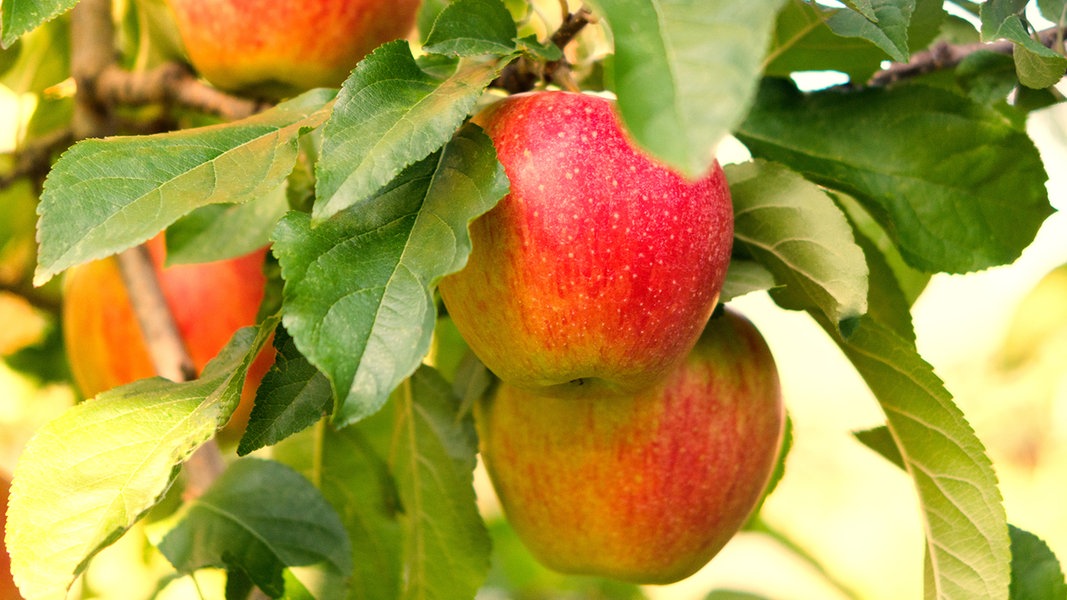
[3,7,1067,599]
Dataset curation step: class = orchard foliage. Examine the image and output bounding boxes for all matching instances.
[1,0,1066,599]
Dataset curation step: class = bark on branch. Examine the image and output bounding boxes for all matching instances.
[869,26,1067,87]
[494,7,595,94]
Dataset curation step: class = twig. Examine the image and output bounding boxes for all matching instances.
[95,61,269,121]
[869,25,1067,87]
[70,0,227,499]
[494,7,595,94]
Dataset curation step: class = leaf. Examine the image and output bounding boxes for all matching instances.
[237,327,332,456]
[34,89,336,285]
[736,79,1053,274]
[823,318,1010,600]
[726,160,868,329]
[423,0,518,57]
[156,458,351,599]
[720,258,778,302]
[313,41,505,221]
[586,0,786,178]
[1009,525,1067,600]
[390,366,491,600]
[165,183,289,265]
[853,424,906,469]
[826,0,916,63]
[0,15,69,93]
[0,0,75,47]
[980,0,1067,88]
[763,0,888,82]
[274,414,404,600]
[1037,0,1067,24]
[843,0,879,21]
[6,322,275,599]
[274,125,508,425]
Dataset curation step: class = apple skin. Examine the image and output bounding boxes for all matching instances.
[62,236,274,436]
[439,91,734,398]
[167,0,421,96]
[476,307,784,584]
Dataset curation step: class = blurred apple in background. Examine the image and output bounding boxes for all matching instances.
[476,307,784,584]
[439,91,734,399]
[62,236,273,437]
[167,0,422,96]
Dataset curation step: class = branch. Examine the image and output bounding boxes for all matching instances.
[869,26,1067,87]
[95,62,270,121]
[494,7,595,94]
[70,0,227,498]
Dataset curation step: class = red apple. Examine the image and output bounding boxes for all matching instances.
[62,235,274,436]
[439,91,734,398]
[476,307,784,584]
[0,474,23,599]
[166,0,422,96]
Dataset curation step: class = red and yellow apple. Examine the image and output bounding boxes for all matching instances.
[166,0,422,96]
[439,91,734,398]
[476,307,784,584]
[62,235,274,436]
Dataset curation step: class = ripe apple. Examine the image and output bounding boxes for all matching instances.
[0,474,23,599]
[62,235,274,436]
[438,91,734,398]
[166,0,422,96]
[476,307,784,584]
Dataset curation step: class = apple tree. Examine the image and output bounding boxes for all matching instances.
[1,0,1065,598]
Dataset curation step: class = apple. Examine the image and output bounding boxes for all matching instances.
[0,474,23,599]
[438,91,733,398]
[62,235,274,436]
[476,307,784,584]
[166,0,422,96]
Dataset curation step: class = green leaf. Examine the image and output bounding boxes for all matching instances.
[423,0,518,57]
[0,0,75,47]
[826,0,916,63]
[1037,0,1067,24]
[726,160,869,328]
[6,322,275,599]
[763,0,888,83]
[843,0,879,21]
[1009,525,1067,600]
[837,194,930,307]
[853,424,906,469]
[720,258,778,302]
[275,125,508,425]
[34,89,336,285]
[165,184,288,265]
[0,15,69,93]
[156,458,351,599]
[980,0,1067,88]
[736,79,1053,274]
[313,41,505,221]
[822,318,1010,600]
[391,366,491,600]
[275,415,404,600]
[237,328,332,456]
[848,213,917,344]
[587,0,786,178]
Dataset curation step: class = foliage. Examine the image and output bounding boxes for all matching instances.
[1,0,1066,599]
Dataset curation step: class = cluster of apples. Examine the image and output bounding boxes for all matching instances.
[440,91,786,584]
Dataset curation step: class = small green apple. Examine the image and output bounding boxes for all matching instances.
[476,307,784,584]
[439,91,734,398]
[166,0,422,96]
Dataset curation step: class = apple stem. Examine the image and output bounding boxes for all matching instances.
[70,0,227,501]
